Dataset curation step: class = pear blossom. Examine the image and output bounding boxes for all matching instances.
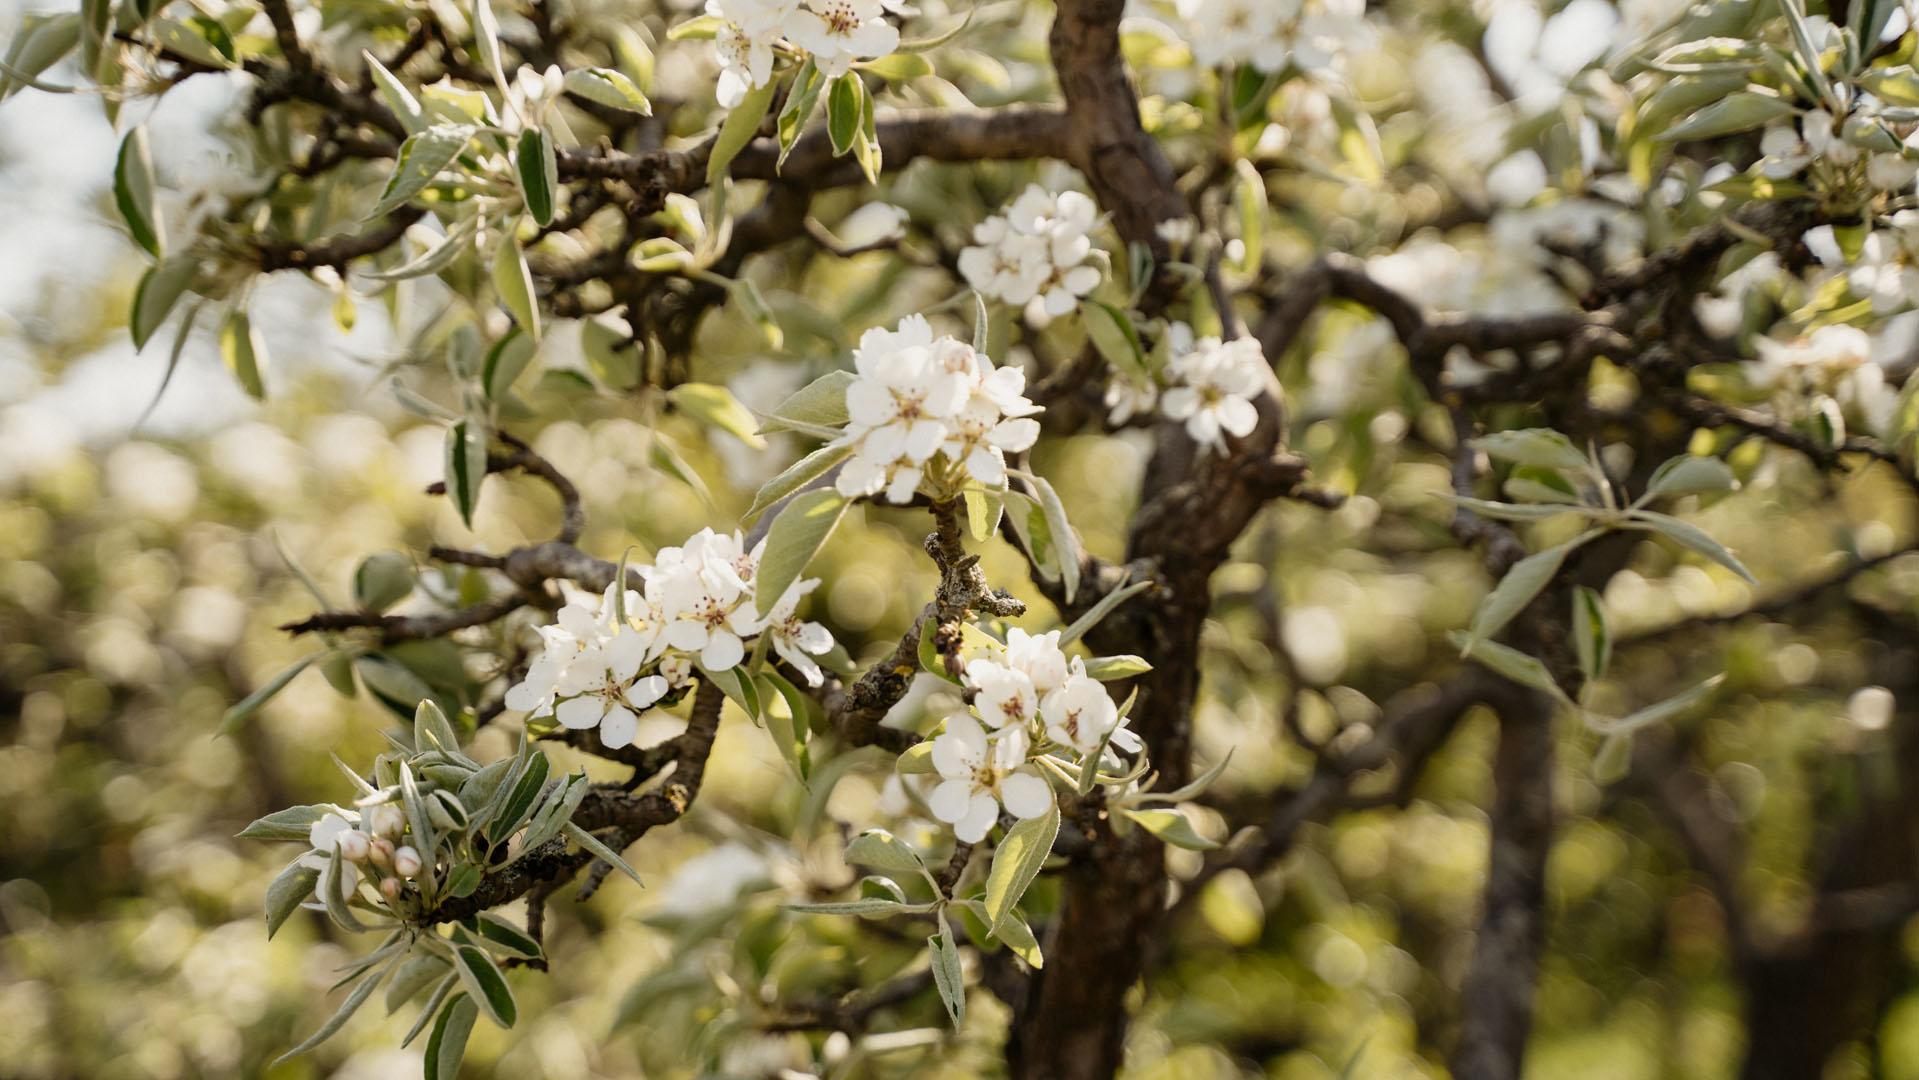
[1159,336,1268,455]
[928,714,1054,842]
[781,0,900,78]
[763,578,835,686]
[303,812,364,900]
[1174,0,1369,74]
[1752,320,1910,436]
[1041,658,1141,758]
[707,0,793,107]
[834,315,1042,503]
[1001,627,1068,695]
[964,658,1039,730]
[1104,376,1159,426]
[959,185,1105,324]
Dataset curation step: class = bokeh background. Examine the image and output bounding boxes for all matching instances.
[5,0,1919,1076]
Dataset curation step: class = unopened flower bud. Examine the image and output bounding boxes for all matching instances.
[365,803,405,840]
[934,337,976,373]
[336,830,370,863]
[368,836,395,870]
[380,876,403,904]
[393,845,422,879]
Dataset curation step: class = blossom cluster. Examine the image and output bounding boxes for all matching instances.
[705,0,900,107]
[302,803,422,908]
[1752,321,1908,438]
[505,528,836,748]
[958,185,1105,325]
[835,315,1043,504]
[928,628,1140,841]
[1173,0,1369,75]
[1759,109,1919,193]
[1104,323,1271,456]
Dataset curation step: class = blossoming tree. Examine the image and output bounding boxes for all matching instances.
[17,0,1919,1074]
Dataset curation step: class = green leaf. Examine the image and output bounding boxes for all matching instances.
[1440,494,1579,522]
[1571,586,1610,683]
[728,277,783,349]
[1119,806,1217,850]
[563,820,644,885]
[1449,632,1572,706]
[219,654,317,735]
[363,50,425,133]
[707,75,778,184]
[387,955,451,1015]
[755,488,847,617]
[515,128,557,226]
[650,432,712,504]
[219,310,267,400]
[1080,654,1151,680]
[354,551,415,612]
[787,897,920,916]
[700,663,762,720]
[1467,537,1584,644]
[414,699,461,754]
[273,961,387,1064]
[364,215,480,282]
[929,911,965,1027]
[1233,157,1267,273]
[827,71,862,156]
[845,828,927,876]
[983,801,1058,937]
[490,750,550,839]
[424,993,478,1080]
[562,67,651,113]
[1592,732,1633,784]
[492,229,541,341]
[400,975,459,1048]
[760,369,855,434]
[130,255,197,350]
[443,419,489,527]
[778,58,826,169]
[1059,579,1152,647]
[152,17,234,68]
[1642,454,1737,501]
[1607,674,1725,735]
[1081,299,1149,380]
[370,124,475,219]
[264,861,319,939]
[1024,473,1080,603]
[475,913,543,959]
[1626,510,1758,584]
[240,803,334,841]
[755,671,811,781]
[471,0,508,92]
[669,382,767,449]
[1471,428,1591,473]
[896,741,937,774]
[0,12,80,100]
[452,945,516,1028]
[482,331,537,401]
[853,74,881,182]
[579,316,640,389]
[667,13,724,39]
[745,443,852,525]
[861,52,933,80]
[1658,89,1795,141]
[958,899,1043,967]
[114,126,163,257]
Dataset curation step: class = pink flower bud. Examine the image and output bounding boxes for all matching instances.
[380,876,403,904]
[368,836,395,870]
[393,846,422,879]
[366,803,405,839]
[336,830,370,863]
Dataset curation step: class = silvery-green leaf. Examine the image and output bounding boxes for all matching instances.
[845,828,927,876]
[1117,807,1217,850]
[386,954,451,1015]
[983,801,1058,936]
[1470,428,1591,473]
[241,803,336,841]
[754,488,847,617]
[451,945,516,1028]
[363,50,425,133]
[1449,632,1571,706]
[706,76,777,183]
[1441,494,1580,521]
[785,897,918,916]
[424,992,478,1080]
[354,551,415,613]
[369,124,475,219]
[1626,510,1758,584]
[113,125,162,257]
[1571,586,1610,683]
[1658,89,1795,141]
[669,382,766,449]
[443,419,488,527]
[563,66,652,113]
[760,369,854,434]
[364,216,480,282]
[1025,473,1080,603]
[220,654,317,735]
[492,229,541,340]
[1081,654,1151,680]
[265,860,320,938]
[515,127,557,226]
[272,960,387,1064]
[1082,299,1149,380]
[219,310,267,399]
[563,820,644,885]
[131,255,197,350]
[1642,454,1737,502]
[1467,536,1588,644]
[481,331,537,401]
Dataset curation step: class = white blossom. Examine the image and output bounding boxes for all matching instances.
[707,0,793,106]
[834,315,1042,503]
[959,185,1104,324]
[1160,336,1268,455]
[763,578,835,686]
[782,0,900,78]
[1041,658,1140,758]
[302,812,364,900]
[928,714,1053,842]
[1173,0,1369,74]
